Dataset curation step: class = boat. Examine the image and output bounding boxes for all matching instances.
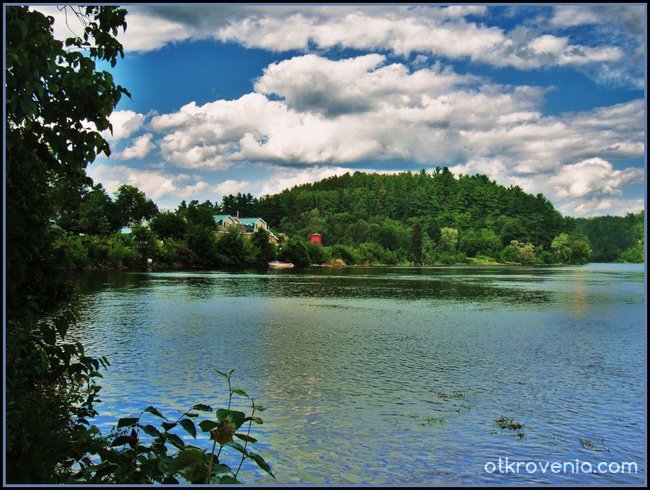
[268,260,295,269]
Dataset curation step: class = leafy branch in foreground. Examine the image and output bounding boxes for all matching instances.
[74,369,274,484]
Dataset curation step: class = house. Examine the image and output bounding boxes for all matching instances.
[213,214,240,229]
[238,217,268,233]
[310,233,322,245]
[213,214,279,244]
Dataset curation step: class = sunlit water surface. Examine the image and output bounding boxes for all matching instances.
[71,264,646,485]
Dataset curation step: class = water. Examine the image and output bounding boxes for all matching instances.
[71,264,646,485]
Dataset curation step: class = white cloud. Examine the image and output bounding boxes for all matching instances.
[529,34,569,55]
[118,12,190,52]
[556,197,645,218]
[551,5,646,35]
[139,54,643,217]
[214,179,252,197]
[33,5,641,87]
[548,158,644,199]
[114,133,155,160]
[103,110,146,141]
[86,163,209,201]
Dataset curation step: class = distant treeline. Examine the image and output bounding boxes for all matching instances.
[572,212,644,262]
[54,168,643,269]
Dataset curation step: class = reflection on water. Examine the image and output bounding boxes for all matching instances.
[71,264,645,485]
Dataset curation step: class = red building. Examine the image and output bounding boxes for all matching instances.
[309,233,322,245]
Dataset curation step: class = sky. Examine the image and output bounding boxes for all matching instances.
[33,4,646,217]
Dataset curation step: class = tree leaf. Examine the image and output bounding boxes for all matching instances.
[217,475,242,484]
[144,406,167,419]
[231,388,249,398]
[248,451,275,478]
[225,440,247,455]
[138,424,161,438]
[110,435,134,447]
[167,448,205,474]
[179,418,197,438]
[116,417,139,428]
[216,409,246,430]
[198,420,219,432]
[192,403,212,412]
[234,433,257,443]
[167,432,186,450]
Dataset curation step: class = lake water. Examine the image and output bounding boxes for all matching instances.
[71,264,646,485]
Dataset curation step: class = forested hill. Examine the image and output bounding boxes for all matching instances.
[572,212,644,262]
[253,168,566,252]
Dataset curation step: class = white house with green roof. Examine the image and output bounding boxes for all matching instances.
[213,214,278,244]
[213,214,240,229]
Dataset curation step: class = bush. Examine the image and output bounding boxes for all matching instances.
[330,244,360,265]
[278,236,311,267]
[307,243,330,265]
[502,240,536,264]
[72,370,274,484]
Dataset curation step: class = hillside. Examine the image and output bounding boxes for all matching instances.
[250,168,573,264]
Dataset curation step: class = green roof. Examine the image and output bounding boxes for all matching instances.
[238,217,264,225]
[214,214,236,223]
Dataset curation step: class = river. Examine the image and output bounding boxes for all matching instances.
[71,263,646,485]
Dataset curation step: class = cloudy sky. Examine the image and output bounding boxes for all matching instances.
[36,4,646,216]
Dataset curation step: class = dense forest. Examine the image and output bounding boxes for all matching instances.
[51,168,644,269]
[572,213,644,262]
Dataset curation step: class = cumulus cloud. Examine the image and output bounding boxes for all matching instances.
[214,179,253,197]
[34,5,641,85]
[548,158,644,200]
[103,110,146,141]
[109,53,643,216]
[146,55,642,173]
[551,5,646,35]
[214,9,623,70]
[87,163,209,201]
[114,133,155,160]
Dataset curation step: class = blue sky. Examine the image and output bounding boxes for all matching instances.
[36,4,646,217]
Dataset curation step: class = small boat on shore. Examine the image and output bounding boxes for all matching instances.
[268,260,295,269]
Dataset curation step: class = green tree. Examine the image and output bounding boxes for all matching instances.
[186,224,219,266]
[410,219,424,264]
[215,225,251,266]
[278,236,312,267]
[502,240,536,264]
[114,184,159,227]
[459,228,501,258]
[439,227,459,253]
[7,5,129,482]
[183,199,218,228]
[150,210,187,240]
[251,228,276,266]
[131,224,161,266]
[551,233,592,265]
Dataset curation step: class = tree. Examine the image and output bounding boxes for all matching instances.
[183,199,218,228]
[439,227,459,253]
[278,236,311,267]
[150,211,187,240]
[459,228,501,258]
[502,240,536,264]
[114,184,158,227]
[131,224,161,266]
[551,233,592,265]
[215,225,252,266]
[251,228,276,266]
[7,5,129,482]
[410,219,424,264]
[66,183,120,235]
